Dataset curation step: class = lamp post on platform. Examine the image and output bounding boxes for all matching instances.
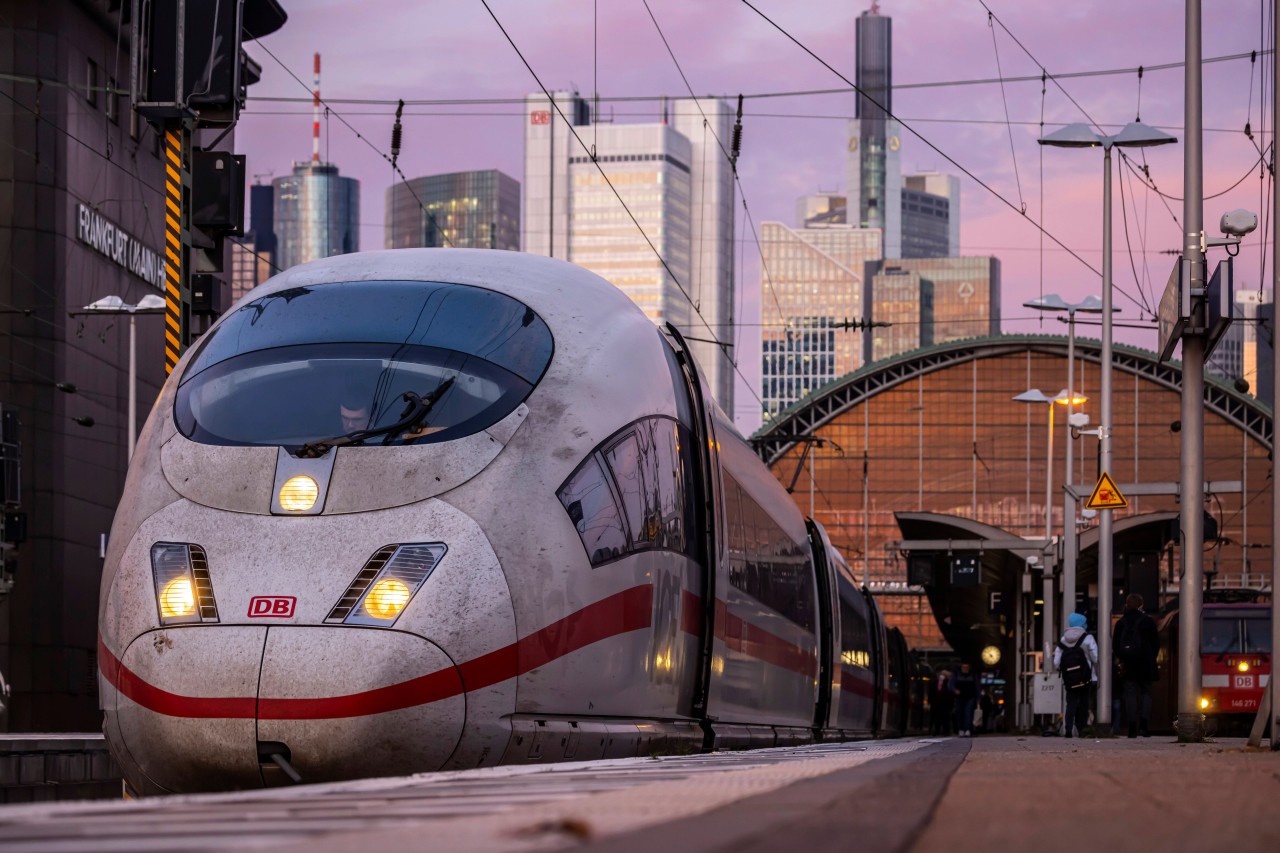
[70,294,166,461]
[1023,294,1109,637]
[1039,120,1176,732]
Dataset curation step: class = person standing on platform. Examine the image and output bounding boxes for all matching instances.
[932,670,954,735]
[1053,612,1099,738]
[1113,593,1160,737]
[949,662,979,737]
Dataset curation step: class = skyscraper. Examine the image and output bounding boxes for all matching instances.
[862,257,1001,363]
[385,170,520,250]
[522,93,736,409]
[272,161,360,271]
[271,54,360,271]
[846,6,902,258]
[845,6,960,260]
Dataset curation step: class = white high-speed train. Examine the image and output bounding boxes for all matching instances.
[99,250,917,795]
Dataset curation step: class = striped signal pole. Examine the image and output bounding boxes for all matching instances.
[162,121,192,374]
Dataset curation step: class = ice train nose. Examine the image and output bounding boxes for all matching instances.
[108,626,465,792]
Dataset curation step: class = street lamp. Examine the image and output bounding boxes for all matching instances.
[1013,388,1086,673]
[1023,293,1111,637]
[1040,120,1176,732]
[69,294,166,461]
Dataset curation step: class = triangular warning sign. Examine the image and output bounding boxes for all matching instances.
[1085,471,1128,510]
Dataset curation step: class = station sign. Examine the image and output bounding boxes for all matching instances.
[75,204,164,290]
[950,555,980,588]
[1157,260,1187,362]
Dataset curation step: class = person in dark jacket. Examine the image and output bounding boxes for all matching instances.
[1112,592,1160,737]
[931,670,954,735]
[948,662,980,737]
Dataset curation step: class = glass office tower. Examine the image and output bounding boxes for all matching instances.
[272,161,359,271]
[385,170,520,250]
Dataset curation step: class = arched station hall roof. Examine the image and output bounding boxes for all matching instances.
[751,334,1274,653]
[754,334,1272,466]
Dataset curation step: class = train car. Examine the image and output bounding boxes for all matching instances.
[1150,599,1271,733]
[98,249,914,795]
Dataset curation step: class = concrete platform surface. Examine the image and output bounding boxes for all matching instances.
[0,736,1276,852]
[914,736,1280,853]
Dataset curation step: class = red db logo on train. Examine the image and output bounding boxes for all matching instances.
[248,596,296,618]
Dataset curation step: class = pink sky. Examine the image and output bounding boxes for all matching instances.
[237,0,1271,432]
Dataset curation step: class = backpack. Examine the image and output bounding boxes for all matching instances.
[1058,634,1092,691]
[1116,617,1146,665]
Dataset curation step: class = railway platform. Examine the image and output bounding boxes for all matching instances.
[0,736,1276,852]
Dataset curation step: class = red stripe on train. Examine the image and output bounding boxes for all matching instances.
[100,585,654,721]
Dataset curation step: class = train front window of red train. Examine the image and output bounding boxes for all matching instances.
[1202,616,1241,655]
[173,282,553,449]
[1243,617,1271,654]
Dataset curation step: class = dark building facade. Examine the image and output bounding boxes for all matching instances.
[0,0,260,730]
[384,169,520,251]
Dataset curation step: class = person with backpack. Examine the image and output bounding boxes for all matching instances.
[1113,592,1160,737]
[1052,612,1099,738]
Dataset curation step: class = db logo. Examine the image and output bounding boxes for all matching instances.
[530,110,550,125]
[248,596,296,618]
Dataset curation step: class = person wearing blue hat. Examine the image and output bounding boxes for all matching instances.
[1053,612,1099,737]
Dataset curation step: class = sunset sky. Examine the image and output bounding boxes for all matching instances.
[237,1,1272,430]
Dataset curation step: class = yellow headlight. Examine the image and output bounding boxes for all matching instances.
[160,577,196,619]
[1237,661,1250,673]
[279,475,319,512]
[364,578,411,620]
[1199,697,1211,710]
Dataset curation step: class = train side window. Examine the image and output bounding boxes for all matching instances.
[606,432,653,547]
[840,594,872,668]
[556,454,629,566]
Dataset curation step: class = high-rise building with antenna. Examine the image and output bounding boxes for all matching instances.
[271,53,360,271]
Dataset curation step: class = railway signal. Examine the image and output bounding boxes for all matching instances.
[129,0,287,371]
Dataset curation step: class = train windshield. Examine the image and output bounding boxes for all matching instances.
[174,281,553,449]
[1202,614,1273,655]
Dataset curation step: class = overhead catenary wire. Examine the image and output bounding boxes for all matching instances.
[638,0,794,353]
[737,0,1110,291]
[477,0,769,410]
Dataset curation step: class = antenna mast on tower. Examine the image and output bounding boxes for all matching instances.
[312,53,322,162]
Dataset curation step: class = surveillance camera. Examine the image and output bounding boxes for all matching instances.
[1234,377,1251,394]
[1220,208,1258,237]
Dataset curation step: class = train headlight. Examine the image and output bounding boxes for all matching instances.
[279,476,319,512]
[150,543,219,625]
[364,578,411,619]
[160,577,196,618]
[1237,661,1250,673]
[325,543,448,627]
[1199,696,1211,710]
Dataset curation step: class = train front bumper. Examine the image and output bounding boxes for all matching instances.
[105,625,465,793]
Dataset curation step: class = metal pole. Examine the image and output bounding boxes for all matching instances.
[1063,312,1077,634]
[1177,0,1207,742]
[127,313,137,462]
[1043,405,1056,669]
[1270,0,1280,751]
[1097,145,1115,730]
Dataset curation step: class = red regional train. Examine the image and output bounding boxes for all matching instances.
[99,250,923,795]
[1151,598,1272,733]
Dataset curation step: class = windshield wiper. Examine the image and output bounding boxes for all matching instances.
[297,377,456,459]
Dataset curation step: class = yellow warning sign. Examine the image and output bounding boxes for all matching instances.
[1085,472,1128,510]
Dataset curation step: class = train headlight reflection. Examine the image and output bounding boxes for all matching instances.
[279,476,319,512]
[364,578,411,619]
